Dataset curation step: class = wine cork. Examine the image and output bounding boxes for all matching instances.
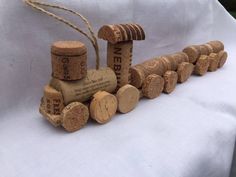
[218,50,228,68]
[107,41,133,88]
[202,44,214,54]
[98,24,145,44]
[51,41,87,81]
[90,91,117,124]
[39,97,62,127]
[50,67,117,105]
[207,40,224,53]
[43,85,64,115]
[160,56,172,71]
[208,53,219,72]
[116,84,140,113]
[61,102,89,132]
[142,74,164,99]
[130,67,145,88]
[194,55,210,76]
[183,45,200,63]
[163,71,178,94]
[177,62,194,83]
[199,45,209,55]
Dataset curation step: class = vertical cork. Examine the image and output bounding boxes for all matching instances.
[218,51,228,68]
[107,41,133,88]
[51,41,87,81]
[163,71,178,94]
[177,62,194,83]
[194,55,210,76]
[43,85,64,115]
[208,53,219,72]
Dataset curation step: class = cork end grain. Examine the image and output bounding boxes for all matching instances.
[130,67,145,88]
[183,45,200,63]
[51,41,87,56]
[218,51,228,68]
[142,74,164,99]
[90,91,117,124]
[177,62,194,83]
[61,102,89,132]
[163,71,178,94]
[208,53,219,72]
[116,84,139,113]
[194,55,210,76]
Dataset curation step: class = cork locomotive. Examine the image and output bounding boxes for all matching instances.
[39,23,227,132]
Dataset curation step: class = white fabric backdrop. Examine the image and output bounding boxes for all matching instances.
[0,0,236,177]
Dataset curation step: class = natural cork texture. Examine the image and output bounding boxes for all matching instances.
[107,41,133,88]
[61,102,89,132]
[130,67,146,88]
[43,85,64,115]
[218,50,228,68]
[50,67,117,105]
[142,74,164,99]
[194,55,210,76]
[177,62,194,83]
[202,44,214,54]
[208,53,219,72]
[39,97,62,127]
[51,41,87,81]
[116,84,140,113]
[163,71,178,94]
[183,45,200,63]
[199,45,210,55]
[90,91,117,124]
[207,40,224,53]
[98,24,145,44]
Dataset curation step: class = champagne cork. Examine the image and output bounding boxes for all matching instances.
[142,74,164,99]
[51,41,87,80]
[163,71,178,94]
[43,85,64,115]
[177,62,194,83]
[50,67,117,105]
[194,55,210,76]
[90,91,117,124]
[208,53,219,72]
[116,84,140,113]
[107,41,133,88]
[98,24,145,44]
[39,97,62,127]
[130,67,145,88]
[61,102,89,132]
[183,45,200,63]
[207,40,224,53]
[218,50,228,68]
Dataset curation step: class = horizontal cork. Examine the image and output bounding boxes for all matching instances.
[51,41,87,80]
[116,84,140,113]
[202,44,214,54]
[39,97,62,127]
[207,41,224,53]
[142,74,164,99]
[61,102,89,132]
[218,50,228,68]
[90,91,117,124]
[208,53,219,72]
[194,55,210,76]
[43,85,64,115]
[183,45,200,63]
[98,24,145,44]
[163,71,178,94]
[50,67,117,105]
[107,41,133,88]
[177,62,194,83]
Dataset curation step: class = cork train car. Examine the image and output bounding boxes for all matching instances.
[39,23,228,132]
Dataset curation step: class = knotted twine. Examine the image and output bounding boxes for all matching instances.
[24,0,100,70]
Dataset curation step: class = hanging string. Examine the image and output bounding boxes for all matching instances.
[24,0,100,70]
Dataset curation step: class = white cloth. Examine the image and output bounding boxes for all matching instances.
[0,0,236,177]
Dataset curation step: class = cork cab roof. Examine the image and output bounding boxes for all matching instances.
[98,24,145,44]
[51,41,87,56]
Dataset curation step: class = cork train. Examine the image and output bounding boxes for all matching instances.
[39,23,228,132]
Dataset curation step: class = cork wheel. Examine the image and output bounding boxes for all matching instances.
[90,91,117,124]
[142,74,164,99]
[177,62,194,83]
[116,84,140,113]
[61,102,89,132]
